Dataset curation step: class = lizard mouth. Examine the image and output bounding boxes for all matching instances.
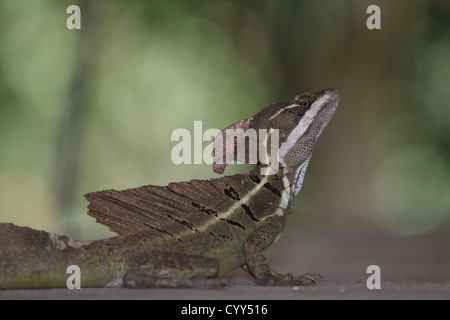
[312,88,340,136]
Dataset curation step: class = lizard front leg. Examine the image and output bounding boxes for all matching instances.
[243,216,321,286]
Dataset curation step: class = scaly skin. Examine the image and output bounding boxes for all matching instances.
[0,168,288,289]
[0,89,339,289]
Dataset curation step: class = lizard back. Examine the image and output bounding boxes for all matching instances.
[85,172,286,250]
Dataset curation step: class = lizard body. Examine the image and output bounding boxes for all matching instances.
[0,88,339,289]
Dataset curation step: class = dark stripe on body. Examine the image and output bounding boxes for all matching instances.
[249,174,261,184]
[224,186,240,200]
[241,204,258,222]
[166,214,195,231]
[263,183,281,197]
[191,202,218,216]
[143,222,173,237]
[191,201,245,230]
[221,218,246,230]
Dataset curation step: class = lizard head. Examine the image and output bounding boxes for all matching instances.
[213,88,339,195]
[270,88,339,195]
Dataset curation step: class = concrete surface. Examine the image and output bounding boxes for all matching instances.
[1,230,449,299]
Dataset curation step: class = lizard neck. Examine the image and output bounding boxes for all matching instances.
[249,164,293,215]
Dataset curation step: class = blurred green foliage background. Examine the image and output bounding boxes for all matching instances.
[0,0,449,240]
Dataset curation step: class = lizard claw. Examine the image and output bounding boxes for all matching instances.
[303,273,323,284]
[257,272,323,286]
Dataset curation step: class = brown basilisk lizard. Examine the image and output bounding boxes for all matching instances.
[0,88,339,289]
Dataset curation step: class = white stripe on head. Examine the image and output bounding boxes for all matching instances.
[278,96,326,168]
[268,104,299,122]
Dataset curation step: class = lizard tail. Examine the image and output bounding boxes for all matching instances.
[0,223,92,289]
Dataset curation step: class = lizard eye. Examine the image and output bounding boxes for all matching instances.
[299,98,311,109]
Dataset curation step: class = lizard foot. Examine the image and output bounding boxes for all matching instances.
[257,272,323,286]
